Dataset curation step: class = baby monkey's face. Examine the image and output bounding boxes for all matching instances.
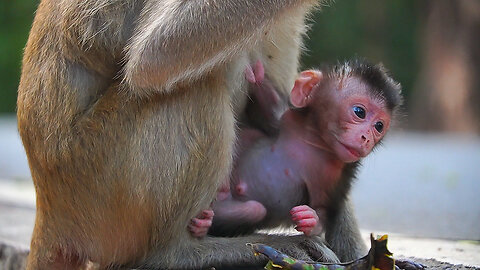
[317,77,391,163]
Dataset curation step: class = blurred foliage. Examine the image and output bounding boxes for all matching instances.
[302,0,421,108]
[0,0,38,113]
[0,0,421,113]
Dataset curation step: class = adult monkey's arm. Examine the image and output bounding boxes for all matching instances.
[124,0,317,92]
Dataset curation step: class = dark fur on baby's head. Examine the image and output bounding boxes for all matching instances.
[321,58,403,114]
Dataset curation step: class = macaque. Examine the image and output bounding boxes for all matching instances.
[17,0,346,269]
[190,59,402,262]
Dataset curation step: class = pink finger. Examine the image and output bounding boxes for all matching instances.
[291,211,316,221]
[296,218,317,227]
[191,218,212,228]
[291,205,312,212]
[189,224,208,235]
[290,206,312,215]
[201,209,214,219]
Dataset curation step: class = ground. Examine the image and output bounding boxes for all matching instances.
[1,193,479,269]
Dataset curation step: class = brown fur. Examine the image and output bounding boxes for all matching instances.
[17,0,340,269]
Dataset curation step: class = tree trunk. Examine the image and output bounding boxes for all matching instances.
[410,0,480,133]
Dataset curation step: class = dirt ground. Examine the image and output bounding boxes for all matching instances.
[358,231,480,268]
[401,257,479,270]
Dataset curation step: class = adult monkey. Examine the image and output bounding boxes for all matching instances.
[17,0,352,269]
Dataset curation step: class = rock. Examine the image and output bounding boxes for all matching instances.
[0,242,28,270]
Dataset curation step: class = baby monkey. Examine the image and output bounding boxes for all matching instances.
[189,59,402,239]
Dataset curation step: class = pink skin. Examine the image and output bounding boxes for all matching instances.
[189,62,422,270]
[276,65,390,234]
[216,128,264,201]
[235,181,248,196]
[188,209,214,238]
[190,61,391,238]
[290,205,325,236]
[291,73,390,164]
[247,66,326,236]
[328,89,391,163]
[328,94,390,163]
[213,199,267,226]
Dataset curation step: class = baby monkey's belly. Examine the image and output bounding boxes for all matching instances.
[232,142,309,224]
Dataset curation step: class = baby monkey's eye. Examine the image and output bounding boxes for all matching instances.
[374,121,384,133]
[353,106,366,119]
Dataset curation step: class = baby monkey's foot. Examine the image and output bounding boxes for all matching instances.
[290,205,324,236]
[188,209,214,238]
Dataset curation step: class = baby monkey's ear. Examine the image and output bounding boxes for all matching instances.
[290,70,323,108]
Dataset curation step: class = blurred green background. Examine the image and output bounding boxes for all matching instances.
[302,0,420,109]
[0,0,37,113]
[1,0,479,133]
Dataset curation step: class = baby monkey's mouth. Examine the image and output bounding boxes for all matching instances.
[339,142,361,159]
